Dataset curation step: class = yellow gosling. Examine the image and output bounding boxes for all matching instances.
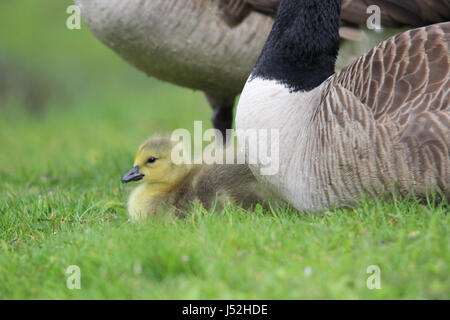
[122,135,281,220]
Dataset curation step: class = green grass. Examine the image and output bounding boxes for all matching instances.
[0,1,449,299]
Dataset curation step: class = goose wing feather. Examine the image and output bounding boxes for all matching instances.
[328,23,449,126]
[220,0,450,27]
[243,0,280,15]
[320,23,449,198]
[341,0,450,27]
[218,0,252,27]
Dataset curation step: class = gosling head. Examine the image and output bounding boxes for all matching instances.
[121,136,190,187]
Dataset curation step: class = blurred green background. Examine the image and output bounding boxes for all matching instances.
[0,0,212,173]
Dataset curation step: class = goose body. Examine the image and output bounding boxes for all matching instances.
[236,0,449,212]
[76,0,449,135]
[122,136,280,219]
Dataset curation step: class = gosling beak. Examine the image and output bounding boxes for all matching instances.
[122,166,145,183]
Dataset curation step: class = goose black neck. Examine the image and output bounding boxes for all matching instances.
[252,0,341,92]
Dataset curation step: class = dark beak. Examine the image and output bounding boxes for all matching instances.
[122,166,145,183]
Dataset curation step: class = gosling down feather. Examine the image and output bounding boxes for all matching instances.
[235,0,450,212]
[75,0,450,136]
[122,136,280,220]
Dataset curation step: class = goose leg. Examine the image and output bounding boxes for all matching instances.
[205,93,235,143]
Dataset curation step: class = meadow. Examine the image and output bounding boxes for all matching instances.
[0,1,448,299]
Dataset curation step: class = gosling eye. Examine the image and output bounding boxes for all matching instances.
[147,157,157,164]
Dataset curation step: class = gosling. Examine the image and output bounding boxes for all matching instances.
[122,136,281,220]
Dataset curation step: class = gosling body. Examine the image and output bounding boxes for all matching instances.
[123,136,280,220]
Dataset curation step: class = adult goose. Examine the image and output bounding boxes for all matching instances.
[235,0,449,212]
[76,0,450,136]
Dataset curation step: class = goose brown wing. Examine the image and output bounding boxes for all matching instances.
[341,0,450,27]
[218,0,253,27]
[327,23,449,124]
[220,0,450,27]
[320,23,449,192]
[218,0,280,27]
[244,0,280,15]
